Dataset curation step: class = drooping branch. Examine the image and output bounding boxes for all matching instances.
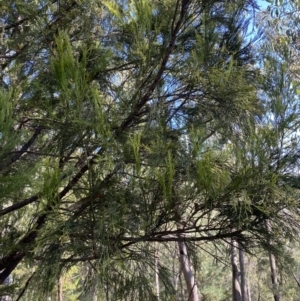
[0,156,95,282]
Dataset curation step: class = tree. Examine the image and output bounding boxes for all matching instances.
[177,223,200,301]
[250,1,300,299]
[232,237,242,301]
[1,0,300,300]
[239,245,248,301]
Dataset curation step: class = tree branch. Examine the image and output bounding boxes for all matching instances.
[0,128,42,171]
[118,0,190,133]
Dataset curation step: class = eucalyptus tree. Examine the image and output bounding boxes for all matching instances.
[1,0,299,300]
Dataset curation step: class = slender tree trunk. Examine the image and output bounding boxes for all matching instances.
[179,272,185,301]
[92,276,98,301]
[247,257,254,301]
[239,245,247,301]
[173,243,179,292]
[177,224,200,301]
[177,240,199,301]
[57,276,63,301]
[231,238,242,301]
[154,242,160,301]
[266,221,280,301]
[247,278,252,301]
[269,252,280,301]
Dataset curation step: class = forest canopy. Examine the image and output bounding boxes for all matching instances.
[1,0,300,300]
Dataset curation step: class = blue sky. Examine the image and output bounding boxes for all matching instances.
[257,0,269,10]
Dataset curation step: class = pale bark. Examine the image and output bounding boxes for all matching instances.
[266,221,280,301]
[177,223,200,301]
[239,245,247,301]
[247,278,252,301]
[269,252,280,301]
[247,257,253,301]
[177,239,199,301]
[154,242,160,301]
[179,272,185,301]
[173,243,179,291]
[92,276,98,301]
[231,238,242,301]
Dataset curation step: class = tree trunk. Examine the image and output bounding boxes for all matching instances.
[266,221,280,301]
[231,238,242,301]
[173,243,179,292]
[177,240,199,301]
[269,252,280,301]
[247,278,252,301]
[177,224,200,301]
[239,245,247,301]
[92,276,98,301]
[247,257,253,301]
[57,277,63,301]
[179,272,185,301]
[154,242,160,301]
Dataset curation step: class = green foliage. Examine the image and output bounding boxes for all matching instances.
[0,0,300,300]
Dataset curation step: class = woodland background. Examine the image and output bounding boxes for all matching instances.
[1,0,300,300]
